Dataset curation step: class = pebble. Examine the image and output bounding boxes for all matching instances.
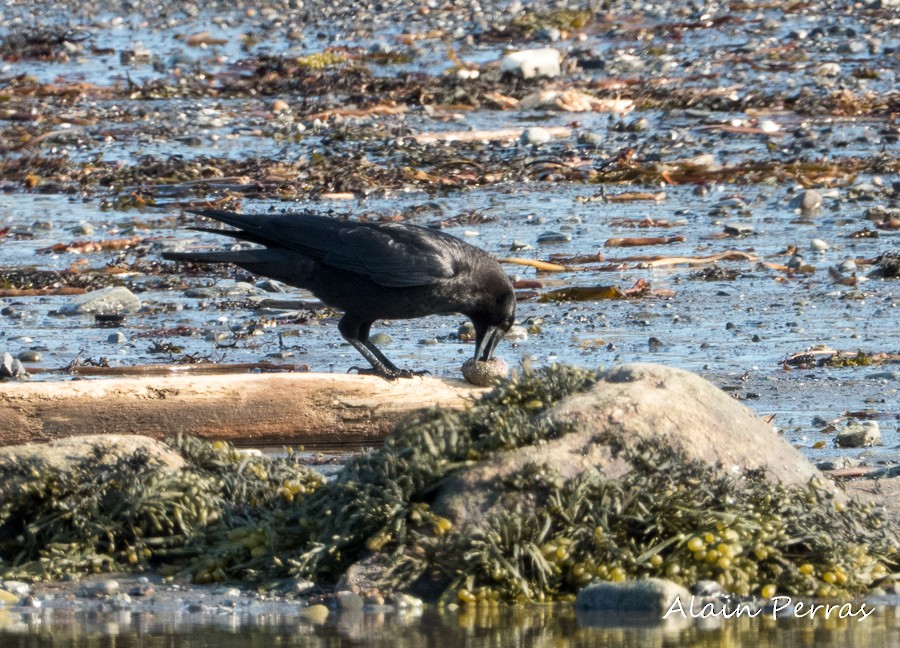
[107,332,127,344]
[509,240,533,251]
[16,350,41,363]
[520,126,552,146]
[299,604,329,624]
[790,189,823,213]
[368,332,392,345]
[814,62,841,76]
[837,259,857,273]
[70,223,95,236]
[78,580,120,598]
[335,591,364,611]
[810,238,829,252]
[835,421,881,448]
[461,357,509,386]
[537,231,572,244]
[499,48,561,79]
[723,222,753,236]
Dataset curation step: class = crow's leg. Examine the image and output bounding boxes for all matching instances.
[339,315,426,379]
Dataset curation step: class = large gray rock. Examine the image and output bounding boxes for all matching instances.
[60,286,141,315]
[576,578,690,613]
[432,363,827,530]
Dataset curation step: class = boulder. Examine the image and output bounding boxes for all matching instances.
[575,578,690,613]
[432,363,826,530]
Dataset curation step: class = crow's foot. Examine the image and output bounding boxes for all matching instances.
[347,366,429,381]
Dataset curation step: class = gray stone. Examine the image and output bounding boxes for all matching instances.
[107,332,128,344]
[537,231,572,244]
[461,357,509,386]
[16,350,41,363]
[575,578,691,613]
[431,364,830,533]
[78,580,120,598]
[60,287,141,315]
[835,421,881,448]
[520,126,552,146]
[810,238,829,252]
[368,332,392,345]
[723,222,753,236]
[335,591,364,611]
[790,189,823,213]
[184,287,218,299]
[0,352,14,378]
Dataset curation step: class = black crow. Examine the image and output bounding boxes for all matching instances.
[163,209,516,378]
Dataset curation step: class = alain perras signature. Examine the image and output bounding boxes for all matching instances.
[663,595,876,621]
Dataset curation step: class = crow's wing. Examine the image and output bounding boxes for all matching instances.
[187,209,461,288]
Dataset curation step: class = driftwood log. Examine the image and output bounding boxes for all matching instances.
[0,373,487,448]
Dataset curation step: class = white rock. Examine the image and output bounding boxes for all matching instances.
[500,48,561,79]
[815,63,841,77]
[520,126,551,146]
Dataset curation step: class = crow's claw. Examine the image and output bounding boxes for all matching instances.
[347,366,428,381]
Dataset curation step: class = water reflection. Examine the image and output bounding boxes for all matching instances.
[1,603,897,647]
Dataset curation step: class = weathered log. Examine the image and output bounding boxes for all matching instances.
[0,373,487,449]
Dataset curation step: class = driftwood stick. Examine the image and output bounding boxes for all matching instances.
[0,372,487,449]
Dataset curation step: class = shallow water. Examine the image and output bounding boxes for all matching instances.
[1,599,899,648]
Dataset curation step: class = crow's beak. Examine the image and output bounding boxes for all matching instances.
[474,325,505,361]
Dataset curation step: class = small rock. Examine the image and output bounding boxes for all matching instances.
[272,99,290,113]
[70,223,95,236]
[461,357,509,386]
[368,332,392,345]
[835,421,881,448]
[499,48,561,79]
[60,287,141,315]
[79,580,120,598]
[520,126,551,146]
[393,593,423,610]
[814,62,841,77]
[575,578,691,614]
[1,352,15,378]
[509,240,533,251]
[1,581,31,596]
[335,591,364,611]
[535,26,561,42]
[107,332,127,344]
[184,287,218,299]
[790,189,823,213]
[16,350,41,363]
[838,259,857,273]
[537,231,572,244]
[120,45,152,66]
[723,222,753,236]
[810,238,829,252]
[300,604,329,624]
